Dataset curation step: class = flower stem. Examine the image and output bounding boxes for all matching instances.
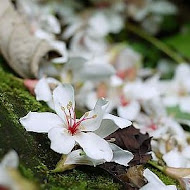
[148,160,165,172]
[126,22,185,63]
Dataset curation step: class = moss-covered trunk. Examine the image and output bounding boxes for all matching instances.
[0,60,121,190]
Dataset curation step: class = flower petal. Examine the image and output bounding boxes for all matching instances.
[104,114,132,128]
[123,81,158,100]
[77,63,115,81]
[110,143,133,166]
[85,91,98,110]
[162,96,179,107]
[140,169,177,190]
[118,101,140,120]
[1,150,18,168]
[163,149,188,168]
[20,112,63,133]
[179,97,190,113]
[94,114,132,138]
[81,98,109,132]
[48,128,75,154]
[53,84,75,121]
[65,149,104,166]
[74,132,113,161]
[34,78,52,102]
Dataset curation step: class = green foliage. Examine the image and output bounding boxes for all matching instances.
[131,42,161,68]
[160,16,178,33]
[167,106,190,121]
[163,26,190,59]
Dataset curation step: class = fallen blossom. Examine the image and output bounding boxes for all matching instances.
[20,84,131,162]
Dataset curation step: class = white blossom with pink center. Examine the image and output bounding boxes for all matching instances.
[20,84,132,161]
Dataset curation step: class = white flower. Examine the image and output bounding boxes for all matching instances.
[0,151,19,190]
[118,79,159,120]
[112,46,142,81]
[140,169,177,190]
[20,84,131,161]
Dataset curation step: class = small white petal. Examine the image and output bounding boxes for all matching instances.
[163,149,187,168]
[51,41,68,63]
[81,98,109,132]
[143,169,165,186]
[140,169,177,190]
[124,81,158,100]
[74,132,113,161]
[104,114,132,128]
[65,149,104,166]
[78,63,115,81]
[53,84,75,121]
[175,63,190,80]
[94,113,132,138]
[118,101,140,120]
[163,96,179,107]
[179,97,190,113]
[48,128,75,154]
[1,150,19,168]
[85,92,98,110]
[20,112,63,133]
[94,119,121,138]
[110,143,133,166]
[34,78,52,102]
[110,75,123,87]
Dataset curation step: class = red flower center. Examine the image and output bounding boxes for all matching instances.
[62,101,97,135]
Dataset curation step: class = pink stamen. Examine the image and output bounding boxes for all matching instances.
[149,123,157,131]
[63,103,96,135]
